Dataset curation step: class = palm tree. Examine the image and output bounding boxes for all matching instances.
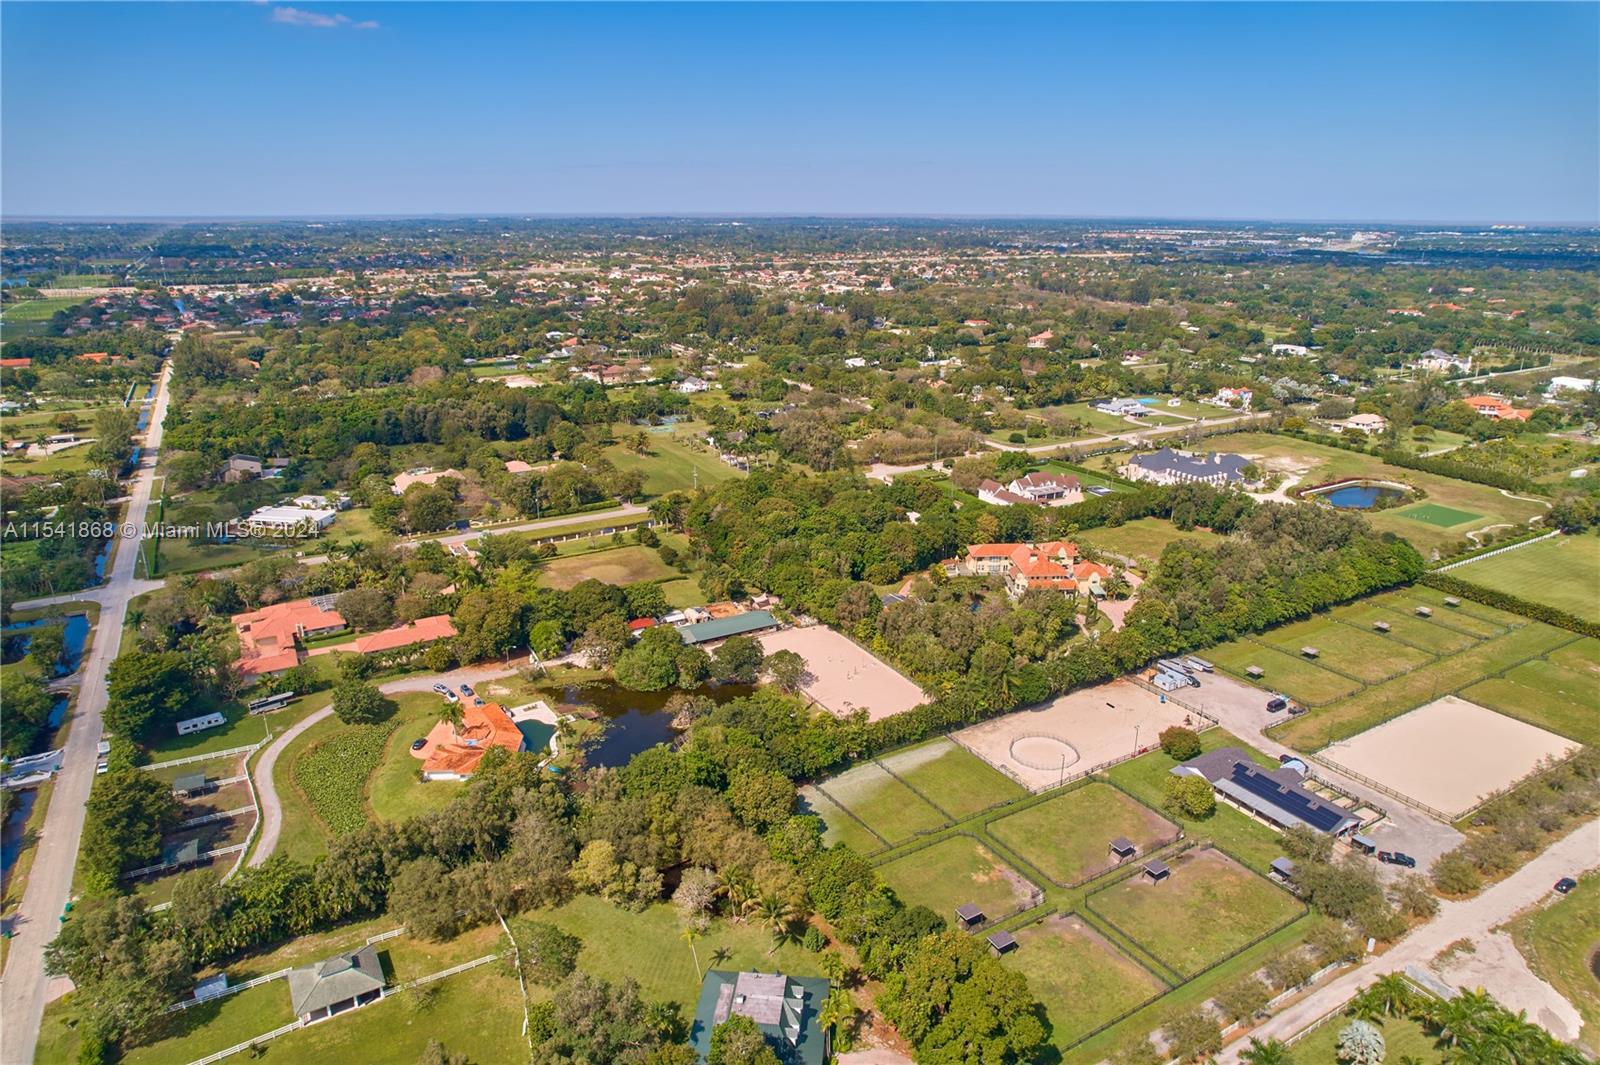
[1240,1037,1295,1065]
[819,950,847,986]
[745,893,799,955]
[680,926,702,981]
[818,988,857,1050]
[1426,989,1496,1050]
[1352,974,1412,1023]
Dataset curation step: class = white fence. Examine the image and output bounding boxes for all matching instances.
[144,741,264,772]
[1435,530,1558,573]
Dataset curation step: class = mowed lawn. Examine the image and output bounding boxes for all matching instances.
[1206,639,1362,706]
[367,693,467,822]
[988,783,1177,887]
[877,835,1039,922]
[1087,849,1302,976]
[603,428,743,497]
[876,738,1025,821]
[537,544,677,590]
[817,761,948,844]
[797,784,885,853]
[1450,532,1600,623]
[1006,914,1167,1047]
[1461,657,1600,745]
[1334,603,1482,655]
[1077,517,1226,566]
[1291,1010,1445,1065]
[1255,617,1434,684]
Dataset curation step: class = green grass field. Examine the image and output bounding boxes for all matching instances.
[1206,640,1363,705]
[603,427,742,497]
[1392,502,1483,528]
[1,296,83,322]
[1077,517,1226,566]
[1005,914,1167,1047]
[875,738,1025,821]
[1256,617,1435,684]
[877,835,1039,922]
[1087,848,1302,976]
[1510,873,1600,1056]
[816,761,948,844]
[1461,657,1600,745]
[988,783,1178,887]
[366,693,466,822]
[1449,532,1600,623]
[797,784,884,852]
[536,544,677,590]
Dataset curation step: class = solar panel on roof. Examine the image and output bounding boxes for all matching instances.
[1229,764,1346,833]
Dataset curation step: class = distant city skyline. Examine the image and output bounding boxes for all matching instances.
[3,2,1596,223]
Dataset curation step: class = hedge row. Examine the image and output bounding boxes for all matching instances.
[1419,571,1600,638]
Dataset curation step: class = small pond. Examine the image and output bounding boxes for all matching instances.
[0,788,38,881]
[1311,482,1407,510]
[1,613,90,675]
[540,679,756,768]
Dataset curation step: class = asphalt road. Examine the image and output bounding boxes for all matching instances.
[0,364,173,1065]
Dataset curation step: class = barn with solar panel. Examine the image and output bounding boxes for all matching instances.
[1168,747,1359,837]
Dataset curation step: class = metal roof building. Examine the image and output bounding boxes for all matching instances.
[676,610,780,645]
[690,970,830,1065]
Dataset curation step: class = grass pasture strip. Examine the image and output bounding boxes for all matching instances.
[877,738,1026,821]
[797,784,885,852]
[987,782,1178,887]
[1549,636,1600,678]
[536,544,676,590]
[1398,587,1521,631]
[1206,640,1363,705]
[1005,914,1169,1048]
[1272,622,1578,752]
[1461,659,1600,745]
[1334,604,1482,655]
[815,761,947,843]
[1257,618,1434,684]
[1086,848,1303,977]
[877,835,1040,923]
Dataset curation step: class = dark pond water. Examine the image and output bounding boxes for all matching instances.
[541,680,756,768]
[2,613,90,675]
[0,788,38,880]
[1319,483,1405,510]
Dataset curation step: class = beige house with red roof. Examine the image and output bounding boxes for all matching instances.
[232,597,346,679]
[945,541,1110,598]
[350,614,457,654]
[417,701,526,780]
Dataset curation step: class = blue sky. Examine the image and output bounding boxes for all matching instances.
[3,2,1596,222]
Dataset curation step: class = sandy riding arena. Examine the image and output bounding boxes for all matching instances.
[953,678,1197,791]
[757,626,926,721]
[1317,696,1580,818]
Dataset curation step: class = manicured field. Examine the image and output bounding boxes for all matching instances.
[1334,604,1480,655]
[988,783,1177,886]
[536,544,677,589]
[797,784,884,852]
[1393,502,1483,528]
[1077,517,1225,565]
[1399,586,1521,631]
[876,738,1025,821]
[1005,915,1167,1047]
[1510,873,1600,1056]
[1088,848,1302,976]
[603,428,742,496]
[1256,618,1433,684]
[1449,532,1600,623]
[367,694,466,822]
[1271,622,1577,751]
[877,835,1039,922]
[0,296,82,322]
[817,761,948,843]
[1550,636,1600,678]
[1206,640,1362,706]
[1461,658,1600,745]
[141,701,272,760]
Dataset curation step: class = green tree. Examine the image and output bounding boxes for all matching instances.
[762,649,807,692]
[79,768,182,885]
[1158,725,1202,760]
[1241,1037,1296,1065]
[1163,774,1216,819]
[878,930,1047,1063]
[43,896,190,1047]
[708,1015,781,1065]
[331,680,395,725]
[712,636,764,684]
[105,650,190,740]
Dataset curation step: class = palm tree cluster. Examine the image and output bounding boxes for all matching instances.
[1340,977,1584,1065]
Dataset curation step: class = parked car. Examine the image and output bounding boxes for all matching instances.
[411,738,427,751]
[1554,877,1578,894]
[1378,851,1416,868]
[459,683,475,698]
[444,689,459,703]
[1266,696,1288,713]
[431,683,449,695]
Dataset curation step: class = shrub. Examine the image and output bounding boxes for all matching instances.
[1158,726,1202,761]
[802,926,827,952]
[1165,1007,1223,1062]
[1336,1019,1385,1065]
[294,724,390,834]
[1429,849,1482,896]
[1163,775,1216,819]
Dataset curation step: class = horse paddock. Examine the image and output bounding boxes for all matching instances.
[1316,695,1580,818]
[952,678,1199,792]
[757,625,926,721]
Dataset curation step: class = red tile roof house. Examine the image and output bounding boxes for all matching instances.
[232,598,347,680]
[945,541,1106,598]
[417,701,526,781]
[350,614,457,654]
[1462,395,1532,421]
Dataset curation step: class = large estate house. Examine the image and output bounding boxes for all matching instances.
[232,597,346,679]
[977,471,1084,507]
[945,541,1111,598]
[1122,448,1251,487]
